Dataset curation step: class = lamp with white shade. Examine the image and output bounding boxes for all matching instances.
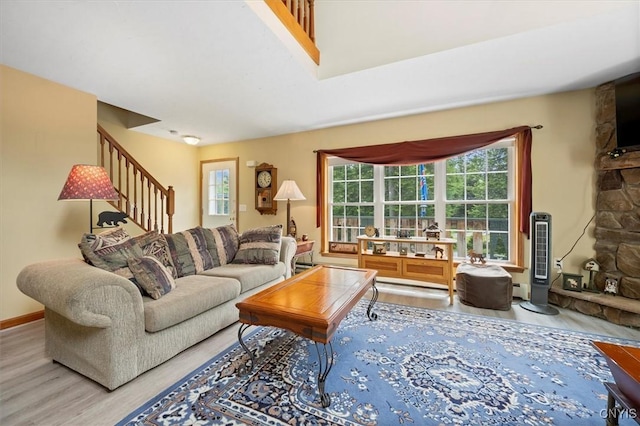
[273,180,306,237]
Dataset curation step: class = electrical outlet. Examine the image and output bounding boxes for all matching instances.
[554,258,563,270]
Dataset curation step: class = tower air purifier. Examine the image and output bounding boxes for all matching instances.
[521,212,559,315]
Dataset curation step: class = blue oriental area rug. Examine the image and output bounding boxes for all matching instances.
[118,302,639,425]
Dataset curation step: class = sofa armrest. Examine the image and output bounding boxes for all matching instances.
[280,236,297,279]
[17,258,144,328]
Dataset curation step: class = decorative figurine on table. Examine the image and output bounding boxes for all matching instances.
[582,258,600,292]
[468,250,486,264]
[289,217,297,239]
[423,222,441,240]
[604,277,618,295]
[431,246,444,258]
[397,230,411,238]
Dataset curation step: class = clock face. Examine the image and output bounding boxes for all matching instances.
[364,225,376,237]
[257,170,272,188]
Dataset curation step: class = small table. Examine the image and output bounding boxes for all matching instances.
[592,341,640,425]
[236,265,378,407]
[292,240,314,274]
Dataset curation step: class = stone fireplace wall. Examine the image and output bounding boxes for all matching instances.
[595,83,640,300]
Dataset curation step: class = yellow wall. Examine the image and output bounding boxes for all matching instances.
[1,65,97,321]
[199,89,598,286]
[1,64,597,322]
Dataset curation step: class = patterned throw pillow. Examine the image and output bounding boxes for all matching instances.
[232,225,282,265]
[201,225,239,267]
[164,227,215,277]
[127,256,175,299]
[78,227,143,279]
[133,230,177,278]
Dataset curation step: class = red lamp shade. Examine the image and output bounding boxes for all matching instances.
[58,165,119,200]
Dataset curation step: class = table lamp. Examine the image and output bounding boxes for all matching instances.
[58,164,120,233]
[274,180,305,237]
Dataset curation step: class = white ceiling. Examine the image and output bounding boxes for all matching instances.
[1,0,639,146]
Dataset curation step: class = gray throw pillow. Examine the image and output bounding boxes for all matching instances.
[232,225,282,265]
[127,256,175,299]
[78,227,143,279]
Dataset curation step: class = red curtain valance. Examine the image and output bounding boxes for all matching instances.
[316,125,534,236]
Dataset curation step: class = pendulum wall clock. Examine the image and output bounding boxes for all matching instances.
[255,163,277,215]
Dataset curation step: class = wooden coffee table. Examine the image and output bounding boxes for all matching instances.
[236,265,379,407]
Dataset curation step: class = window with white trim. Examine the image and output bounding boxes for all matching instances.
[208,168,230,216]
[327,139,516,263]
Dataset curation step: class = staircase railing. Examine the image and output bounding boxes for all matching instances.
[265,0,319,64]
[97,125,174,233]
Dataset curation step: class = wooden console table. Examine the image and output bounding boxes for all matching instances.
[357,236,455,305]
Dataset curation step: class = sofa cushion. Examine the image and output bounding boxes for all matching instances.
[142,275,241,332]
[128,256,176,300]
[78,227,143,279]
[199,262,285,293]
[164,227,215,277]
[232,225,282,265]
[201,225,239,267]
[133,230,177,278]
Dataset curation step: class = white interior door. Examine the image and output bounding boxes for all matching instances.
[201,159,238,230]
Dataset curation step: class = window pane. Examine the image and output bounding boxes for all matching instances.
[418,204,435,226]
[488,147,508,171]
[385,177,399,201]
[385,166,399,177]
[421,175,433,201]
[333,165,345,180]
[487,172,507,199]
[466,173,485,200]
[400,205,417,235]
[422,163,435,174]
[401,165,416,175]
[346,164,359,180]
[361,180,374,202]
[400,177,415,200]
[361,164,374,179]
[446,157,464,174]
[333,182,345,203]
[446,203,465,225]
[346,182,360,203]
[466,150,485,173]
[446,175,464,200]
[361,205,374,226]
[488,203,508,219]
[467,203,487,224]
[489,232,509,260]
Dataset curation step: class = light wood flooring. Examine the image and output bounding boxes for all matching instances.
[1,283,639,426]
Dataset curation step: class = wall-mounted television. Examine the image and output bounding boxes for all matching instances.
[615,71,640,150]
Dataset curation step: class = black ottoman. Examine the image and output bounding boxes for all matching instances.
[456,263,513,310]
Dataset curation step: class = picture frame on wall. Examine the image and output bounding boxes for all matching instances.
[562,273,583,292]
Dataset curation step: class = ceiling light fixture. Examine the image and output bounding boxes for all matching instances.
[182,135,200,145]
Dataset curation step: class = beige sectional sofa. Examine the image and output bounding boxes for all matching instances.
[17,225,296,390]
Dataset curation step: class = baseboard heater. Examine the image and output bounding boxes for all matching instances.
[512,282,530,300]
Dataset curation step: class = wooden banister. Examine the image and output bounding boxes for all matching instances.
[97,125,174,233]
[266,0,319,65]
